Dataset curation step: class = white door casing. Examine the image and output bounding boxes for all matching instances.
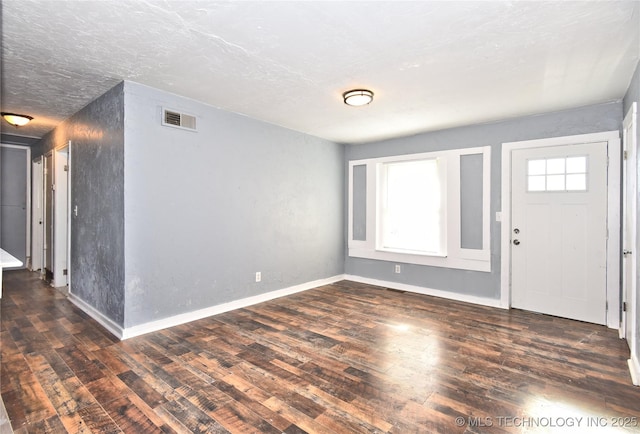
[53,147,69,288]
[31,158,44,272]
[623,102,637,357]
[43,152,53,276]
[511,142,608,324]
[501,131,621,329]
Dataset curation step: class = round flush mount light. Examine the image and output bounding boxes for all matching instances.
[1,112,33,127]
[343,89,374,106]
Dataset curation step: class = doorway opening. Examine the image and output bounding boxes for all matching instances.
[39,144,71,289]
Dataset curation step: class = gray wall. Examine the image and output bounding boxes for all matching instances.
[34,83,125,326]
[623,59,640,365]
[122,81,344,328]
[346,101,623,299]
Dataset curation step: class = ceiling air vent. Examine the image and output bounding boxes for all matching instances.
[162,108,197,132]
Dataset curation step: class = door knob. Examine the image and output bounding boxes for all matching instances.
[623,250,633,256]
[513,239,520,245]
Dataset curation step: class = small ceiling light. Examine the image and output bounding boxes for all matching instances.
[1,112,33,127]
[343,89,374,106]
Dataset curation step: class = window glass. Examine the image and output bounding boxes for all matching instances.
[546,158,565,174]
[528,175,546,191]
[546,174,565,191]
[566,156,586,173]
[528,159,546,175]
[380,159,442,254]
[566,174,586,190]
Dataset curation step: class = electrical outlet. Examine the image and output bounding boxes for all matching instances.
[395,265,401,274]
[255,272,261,282]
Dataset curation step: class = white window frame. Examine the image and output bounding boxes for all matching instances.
[348,146,491,272]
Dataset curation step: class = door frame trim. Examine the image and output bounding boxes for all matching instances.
[623,102,637,366]
[52,144,70,288]
[30,156,44,273]
[500,131,621,329]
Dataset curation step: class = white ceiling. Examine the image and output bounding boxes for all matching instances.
[2,1,639,144]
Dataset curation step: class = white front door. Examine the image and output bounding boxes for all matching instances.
[511,142,608,324]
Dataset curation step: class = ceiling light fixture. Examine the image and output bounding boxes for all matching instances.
[343,89,374,106]
[1,112,33,127]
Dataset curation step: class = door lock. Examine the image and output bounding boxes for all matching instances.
[513,228,520,234]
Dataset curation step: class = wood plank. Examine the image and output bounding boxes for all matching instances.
[102,395,167,434]
[158,397,229,433]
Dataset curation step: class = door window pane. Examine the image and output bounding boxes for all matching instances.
[528,175,546,191]
[566,174,587,190]
[566,156,586,174]
[546,175,565,191]
[546,158,565,174]
[528,159,546,175]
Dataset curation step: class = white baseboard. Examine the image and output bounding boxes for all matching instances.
[68,293,125,339]
[629,355,640,386]
[344,274,505,309]
[120,274,346,340]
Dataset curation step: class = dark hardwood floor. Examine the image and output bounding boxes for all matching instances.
[2,270,640,433]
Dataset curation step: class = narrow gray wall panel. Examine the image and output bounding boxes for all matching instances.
[352,164,367,241]
[460,153,483,249]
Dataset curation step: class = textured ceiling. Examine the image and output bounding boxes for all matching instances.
[1,1,639,144]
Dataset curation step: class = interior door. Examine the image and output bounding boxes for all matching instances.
[623,102,637,350]
[1,145,29,269]
[44,152,54,280]
[511,142,608,324]
[31,158,44,271]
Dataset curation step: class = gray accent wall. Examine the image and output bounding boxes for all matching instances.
[34,83,125,326]
[460,153,484,250]
[346,101,622,299]
[122,81,344,328]
[623,59,640,366]
[351,164,367,241]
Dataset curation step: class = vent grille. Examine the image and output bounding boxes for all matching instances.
[164,110,181,126]
[162,108,197,131]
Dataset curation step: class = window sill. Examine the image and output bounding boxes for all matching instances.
[376,247,447,258]
[349,246,491,272]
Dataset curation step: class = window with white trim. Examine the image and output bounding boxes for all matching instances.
[348,146,491,272]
